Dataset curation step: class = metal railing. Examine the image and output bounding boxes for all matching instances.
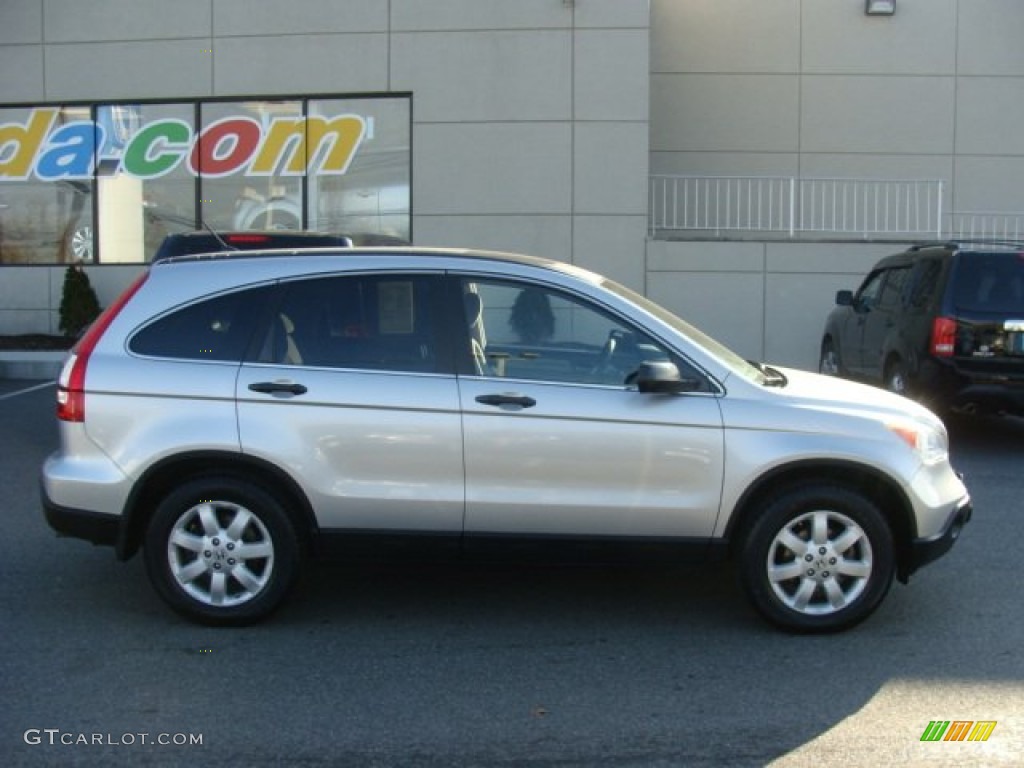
[649,175,945,239]
[950,212,1024,241]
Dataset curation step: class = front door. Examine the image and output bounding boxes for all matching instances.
[452,276,725,555]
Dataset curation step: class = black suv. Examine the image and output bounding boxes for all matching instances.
[820,241,1024,416]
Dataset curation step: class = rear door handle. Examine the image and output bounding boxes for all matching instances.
[248,381,308,396]
[475,393,537,409]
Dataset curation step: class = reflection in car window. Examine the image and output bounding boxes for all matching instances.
[953,252,1024,313]
[905,259,941,310]
[856,271,885,307]
[458,277,702,388]
[130,286,273,361]
[878,267,910,309]
[256,274,441,373]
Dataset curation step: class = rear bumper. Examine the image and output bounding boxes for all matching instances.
[917,359,1024,414]
[901,496,972,581]
[41,481,120,548]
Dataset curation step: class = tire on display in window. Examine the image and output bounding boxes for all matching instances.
[143,476,301,625]
[738,484,896,633]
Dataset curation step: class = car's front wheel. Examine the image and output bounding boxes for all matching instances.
[738,485,895,633]
[143,476,300,625]
[819,339,842,377]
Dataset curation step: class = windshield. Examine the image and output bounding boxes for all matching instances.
[600,277,767,384]
[953,251,1024,313]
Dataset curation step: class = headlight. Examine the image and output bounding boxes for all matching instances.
[887,421,949,465]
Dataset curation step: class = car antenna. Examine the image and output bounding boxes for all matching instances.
[200,217,239,251]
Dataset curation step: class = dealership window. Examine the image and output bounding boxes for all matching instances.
[0,94,411,265]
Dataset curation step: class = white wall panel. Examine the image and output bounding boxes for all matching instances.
[412,215,571,262]
[0,0,42,44]
[801,76,954,155]
[45,40,213,100]
[214,34,389,95]
[43,0,211,43]
[956,78,1024,156]
[0,47,43,101]
[391,0,568,32]
[651,74,799,153]
[652,0,799,74]
[574,29,648,121]
[414,123,572,216]
[573,215,647,291]
[213,0,386,36]
[957,0,1024,75]
[802,0,956,75]
[391,31,570,122]
[574,122,647,215]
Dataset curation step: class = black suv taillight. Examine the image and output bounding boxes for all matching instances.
[930,316,957,358]
[57,273,148,422]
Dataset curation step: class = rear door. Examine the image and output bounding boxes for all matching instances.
[451,274,725,557]
[949,251,1024,378]
[236,271,465,535]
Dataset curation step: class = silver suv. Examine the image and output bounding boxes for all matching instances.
[41,248,971,632]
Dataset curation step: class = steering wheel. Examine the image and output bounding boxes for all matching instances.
[590,329,626,378]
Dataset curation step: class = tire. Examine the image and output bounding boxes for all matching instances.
[884,358,908,396]
[738,485,895,633]
[819,339,842,377]
[143,476,300,625]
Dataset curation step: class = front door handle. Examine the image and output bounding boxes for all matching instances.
[248,381,308,396]
[475,393,537,409]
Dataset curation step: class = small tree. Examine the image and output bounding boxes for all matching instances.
[58,264,101,337]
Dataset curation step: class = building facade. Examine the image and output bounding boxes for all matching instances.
[1,0,1021,369]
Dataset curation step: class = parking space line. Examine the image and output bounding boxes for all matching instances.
[0,381,55,401]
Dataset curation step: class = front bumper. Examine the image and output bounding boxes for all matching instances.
[900,496,973,582]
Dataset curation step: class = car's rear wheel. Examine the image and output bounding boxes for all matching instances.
[143,476,300,625]
[738,485,895,633]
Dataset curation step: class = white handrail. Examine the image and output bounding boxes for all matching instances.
[650,175,945,239]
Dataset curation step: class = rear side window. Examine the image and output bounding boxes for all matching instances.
[255,274,445,373]
[904,259,942,310]
[953,252,1024,313]
[130,286,273,361]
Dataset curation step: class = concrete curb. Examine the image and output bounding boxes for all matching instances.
[0,351,66,380]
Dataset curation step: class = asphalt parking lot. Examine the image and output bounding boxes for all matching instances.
[1,377,1022,767]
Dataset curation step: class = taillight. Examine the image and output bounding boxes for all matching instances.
[930,316,957,358]
[57,272,149,422]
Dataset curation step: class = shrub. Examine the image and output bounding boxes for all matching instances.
[58,264,101,337]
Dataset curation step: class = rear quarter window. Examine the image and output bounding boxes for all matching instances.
[129,286,274,361]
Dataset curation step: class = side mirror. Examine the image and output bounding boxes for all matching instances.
[635,361,701,394]
[835,289,854,306]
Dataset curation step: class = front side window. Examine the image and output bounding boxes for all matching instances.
[256,274,444,373]
[457,277,694,388]
[856,271,885,308]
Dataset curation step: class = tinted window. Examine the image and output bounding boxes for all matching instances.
[877,267,910,309]
[953,252,1024,313]
[904,259,942,310]
[458,277,705,388]
[256,274,443,373]
[856,271,885,308]
[130,286,273,361]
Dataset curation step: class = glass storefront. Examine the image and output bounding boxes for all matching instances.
[0,94,411,264]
